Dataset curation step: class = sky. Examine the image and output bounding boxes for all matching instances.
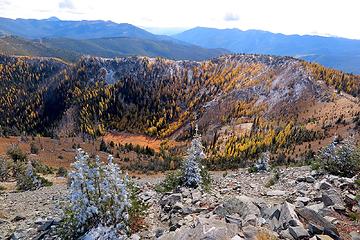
[0,0,359,39]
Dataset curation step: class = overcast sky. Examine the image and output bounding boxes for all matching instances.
[0,0,359,39]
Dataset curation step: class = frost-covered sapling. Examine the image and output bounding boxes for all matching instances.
[182,125,208,188]
[255,151,270,172]
[61,149,131,239]
[318,135,360,177]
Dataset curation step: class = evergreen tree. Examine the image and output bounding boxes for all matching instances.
[63,149,130,239]
[318,135,360,177]
[255,151,270,171]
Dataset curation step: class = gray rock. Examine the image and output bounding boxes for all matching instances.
[214,195,261,219]
[316,235,334,240]
[12,215,26,222]
[160,193,182,207]
[319,181,332,190]
[297,177,306,182]
[0,218,9,225]
[37,220,53,231]
[169,215,182,231]
[322,189,344,208]
[279,202,303,228]
[280,229,295,240]
[130,234,141,240]
[266,190,287,196]
[306,203,324,213]
[289,226,310,239]
[350,231,360,240]
[225,215,242,225]
[155,228,165,238]
[296,197,311,205]
[9,231,26,240]
[191,190,202,203]
[231,235,244,240]
[159,216,240,240]
[243,214,259,227]
[296,207,339,239]
[173,202,184,211]
[344,194,357,207]
[306,176,315,183]
[308,223,324,235]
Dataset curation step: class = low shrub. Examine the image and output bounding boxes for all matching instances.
[127,181,149,233]
[56,167,68,177]
[7,145,27,162]
[30,142,40,154]
[265,169,280,188]
[31,160,54,175]
[0,157,11,181]
[155,171,182,193]
[16,161,52,191]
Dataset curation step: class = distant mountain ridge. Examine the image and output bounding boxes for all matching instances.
[0,17,166,41]
[174,27,360,73]
[1,17,360,73]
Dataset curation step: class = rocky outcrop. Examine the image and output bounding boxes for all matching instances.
[1,166,359,240]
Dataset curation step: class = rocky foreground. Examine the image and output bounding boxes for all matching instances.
[0,166,359,240]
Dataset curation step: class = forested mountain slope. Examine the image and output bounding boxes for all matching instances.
[0,54,359,163]
[0,35,228,62]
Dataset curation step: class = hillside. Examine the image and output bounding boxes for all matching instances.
[174,27,360,74]
[0,36,228,62]
[0,36,80,61]
[0,54,359,166]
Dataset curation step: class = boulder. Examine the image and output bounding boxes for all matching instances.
[160,193,182,207]
[279,202,303,228]
[306,203,324,213]
[306,176,315,183]
[280,229,295,240]
[159,216,240,240]
[319,181,332,190]
[289,226,310,239]
[296,197,311,205]
[295,207,339,239]
[297,177,307,182]
[322,189,345,208]
[191,190,202,203]
[214,196,261,219]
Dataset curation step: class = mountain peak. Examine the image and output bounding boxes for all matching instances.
[45,17,60,21]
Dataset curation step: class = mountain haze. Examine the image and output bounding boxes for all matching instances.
[0,17,167,41]
[174,27,360,73]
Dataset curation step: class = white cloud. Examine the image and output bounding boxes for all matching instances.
[59,0,75,9]
[224,12,240,22]
[0,0,359,39]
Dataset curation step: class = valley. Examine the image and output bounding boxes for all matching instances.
[0,53,359,240]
